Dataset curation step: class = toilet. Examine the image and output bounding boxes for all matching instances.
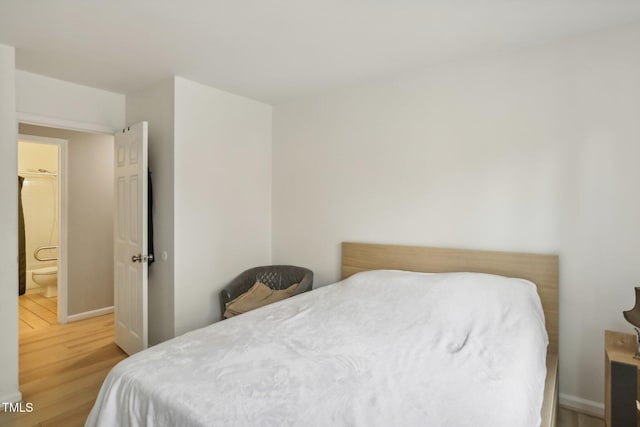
[32,266,58,297]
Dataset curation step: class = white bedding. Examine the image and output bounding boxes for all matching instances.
[86,270,548,427]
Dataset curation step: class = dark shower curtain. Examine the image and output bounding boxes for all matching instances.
[18,176,26,295]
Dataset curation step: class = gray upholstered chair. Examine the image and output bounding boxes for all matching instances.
[219,265,313,320]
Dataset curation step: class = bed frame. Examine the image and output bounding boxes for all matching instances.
[341,242,559,427]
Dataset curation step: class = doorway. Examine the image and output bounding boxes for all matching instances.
[18,134,66,328]
[17,123,115,329]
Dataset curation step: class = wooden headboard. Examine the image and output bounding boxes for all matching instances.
[341,242,559,354]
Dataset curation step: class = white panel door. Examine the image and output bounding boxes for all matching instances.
[114,122,148,355]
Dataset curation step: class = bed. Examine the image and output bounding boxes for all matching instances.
[86,242,559,427]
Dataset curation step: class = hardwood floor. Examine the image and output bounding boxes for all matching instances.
[558,407,605,427]
[0,297,126,427]
[19,293,58,332]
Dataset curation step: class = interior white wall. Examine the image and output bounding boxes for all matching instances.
[126,78,176,345]
[19,124,114,316]
[173,77,272,334]
[273,23,640,411]
[0,43,20,403]
[18,141,58,172]
[16,71,125,132]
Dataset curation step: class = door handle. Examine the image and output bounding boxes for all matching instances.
[131,254,154,263]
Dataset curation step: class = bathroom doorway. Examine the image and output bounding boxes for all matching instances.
[18,134,66,327]
[17,123,115,331]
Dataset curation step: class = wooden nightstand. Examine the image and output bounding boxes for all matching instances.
[605,330,640,427]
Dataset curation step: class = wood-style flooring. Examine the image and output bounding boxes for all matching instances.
[0,294,126,427]
[558,407,604,427]
[2,293,605,426]
[19,293,58,332]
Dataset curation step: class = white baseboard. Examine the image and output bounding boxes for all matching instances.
[0,391,22,404]
[559,393,605,418]
[66,306,114,323]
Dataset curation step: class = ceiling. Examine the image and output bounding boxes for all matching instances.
[1,1,640,103]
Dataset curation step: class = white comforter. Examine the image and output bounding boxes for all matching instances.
[86,270,548,427]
